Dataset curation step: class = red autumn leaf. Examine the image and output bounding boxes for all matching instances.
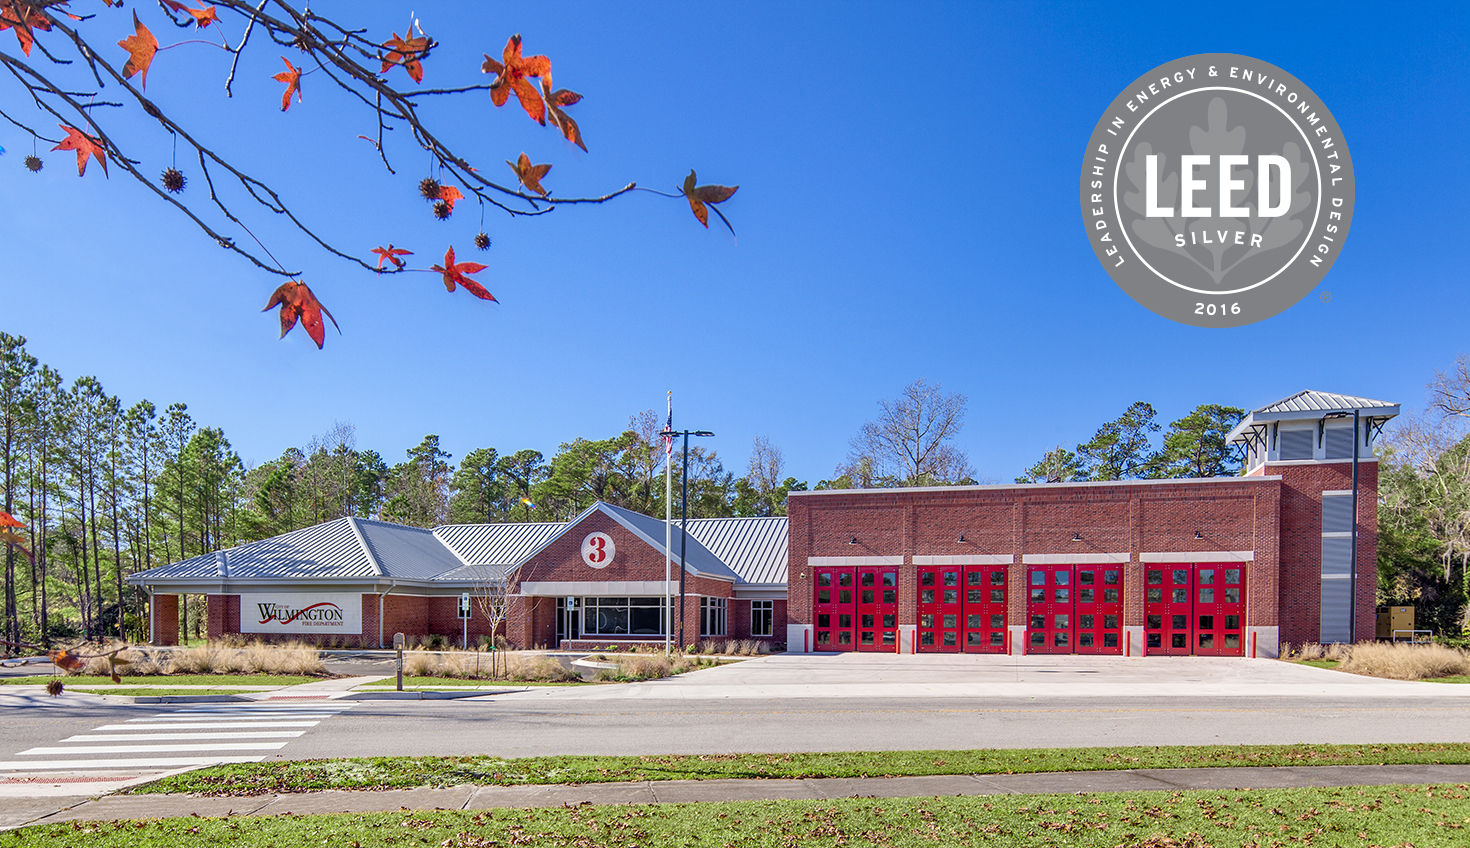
[0,511,21,529]
[263,280,338,348]
[0,0,53,58]
[0,528,31,563]
[381,30,428,83]
[117,11,159,89]
[52,125,108,177]
[48,648,85,673]
[682,169,738,233]
[541,77,586,152]
[372,244,412,270]
[481,34,550,126]
[162,1,219,28]
[437,185,464,214]
[273,56,302,111]
[506,152,551,197]
[430,246,496,301]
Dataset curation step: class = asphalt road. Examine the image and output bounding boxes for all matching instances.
[6,692,1470,764]
[6,654,1470,766]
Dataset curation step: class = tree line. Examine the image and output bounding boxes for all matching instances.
[7,343,1470,650]
[0,334,805,650]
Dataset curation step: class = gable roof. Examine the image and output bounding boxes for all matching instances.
[509,502,741,582]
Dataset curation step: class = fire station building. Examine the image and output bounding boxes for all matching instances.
[130,390,1396,659]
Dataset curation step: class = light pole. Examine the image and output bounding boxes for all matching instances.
[661,428,714,649]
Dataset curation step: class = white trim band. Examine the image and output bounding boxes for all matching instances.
[1140,551,1255,563]
[808,556,903,566]
[1022,553,1130,564]
[912,555,1014,566]
[519,581,676,596]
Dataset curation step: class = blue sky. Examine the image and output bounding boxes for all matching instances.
[2,1,1466,484]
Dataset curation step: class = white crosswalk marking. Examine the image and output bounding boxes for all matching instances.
[2,701,355,772]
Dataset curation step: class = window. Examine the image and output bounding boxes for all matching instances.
[751,600,773,637]
[700,597,727,637]
[583,597,665,636]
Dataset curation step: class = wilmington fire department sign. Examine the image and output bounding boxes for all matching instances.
[241,593,361,634]
[1081,53,1354,327]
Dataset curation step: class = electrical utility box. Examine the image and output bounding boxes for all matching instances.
[1376,606,1414,639]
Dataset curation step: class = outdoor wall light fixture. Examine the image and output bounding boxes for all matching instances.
[1071,533,1082,542]
[1195,531,1204,539]
[848,536,858,545]
[957,534,966,543]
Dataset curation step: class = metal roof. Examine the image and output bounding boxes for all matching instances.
[685,516,789,584]
[1227,390,1400,444]
[128,517,377,583]
[355,519,465,581]
[130,504,786,590]
[434,522,564,567]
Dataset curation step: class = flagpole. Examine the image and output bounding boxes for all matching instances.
[664,392,673,655]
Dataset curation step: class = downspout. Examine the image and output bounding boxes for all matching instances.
[145,585,155,645]
[377,579,396,648]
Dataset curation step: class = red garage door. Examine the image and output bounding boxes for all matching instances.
[963,565,1008,654]
[1145,563,1246,657]
[917,565,962,652]
[855,566,899,651]
[1074,566,1122,655]
[1026,564,1074,654]
[813,567,855,650]
[814,565,897,652]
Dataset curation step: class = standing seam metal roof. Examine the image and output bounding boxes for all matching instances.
[684,516,789,584]
[130,505,788,588]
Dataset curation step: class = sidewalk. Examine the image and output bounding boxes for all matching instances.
[7,763,1470,831]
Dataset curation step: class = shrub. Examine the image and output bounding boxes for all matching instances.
[1339,642,1470,680]
[614,654,672,681]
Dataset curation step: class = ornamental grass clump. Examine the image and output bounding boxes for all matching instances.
[1338,641,1470,680]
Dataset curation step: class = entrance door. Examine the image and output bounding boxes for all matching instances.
[1145,566,1194,656]
[1074,566,1122,654]
[917,565,962,652]
[813,567,855,650]
[1026,564,1075,654]
[963,565,1008,653]
[555,598,580,646]
[1193,564,1246,656]
[855,566,899,651]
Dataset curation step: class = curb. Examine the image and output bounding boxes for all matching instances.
[338,689,517,701]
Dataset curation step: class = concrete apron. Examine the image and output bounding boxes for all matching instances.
[11,763,1470,830]
[479,652,1470,702]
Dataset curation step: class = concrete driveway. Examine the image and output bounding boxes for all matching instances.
[494,652,1470,702]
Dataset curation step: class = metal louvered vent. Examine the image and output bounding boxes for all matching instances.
[1279,429,1314,460]
[1325,427,1356,459]
[1322,494,1354,535]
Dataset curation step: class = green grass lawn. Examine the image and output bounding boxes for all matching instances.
[14,784,1470,846]
[1423,675,1470,684]
[1,674,321,686]
[134,742,1470,796]
[1292,659,1341,669]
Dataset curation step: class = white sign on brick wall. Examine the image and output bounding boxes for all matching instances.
[240,593,362,634]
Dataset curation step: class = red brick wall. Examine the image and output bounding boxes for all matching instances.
[1273,461,1379,644]
[151,594,179,646]
[789,480,1282,634]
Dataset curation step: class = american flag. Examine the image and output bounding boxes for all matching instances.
[661,399,674,456]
